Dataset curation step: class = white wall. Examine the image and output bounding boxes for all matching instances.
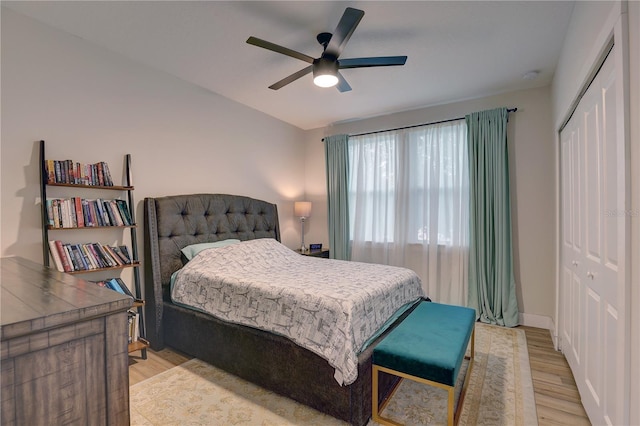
[303,87,557,326]
[1,9,306,265]
[551,1,639,422]
[630,3,640,423]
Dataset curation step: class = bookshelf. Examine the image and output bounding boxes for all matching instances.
[39,140,149,359]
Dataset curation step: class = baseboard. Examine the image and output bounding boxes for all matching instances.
[519,312,560,349]
[519,312,555,331]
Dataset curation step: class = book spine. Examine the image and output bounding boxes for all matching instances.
[133,311,140,342]
[96,244,115,267]
[115,278,136,298]
[68,198,77,227]
[54,240,73,272]
[66,160,74,184]
[104,246,124,266]
[94,199,109,226]
[46,199,54,227]
[111,246,131,264]
[52,199,60,228]
[70,244,88,271]
[48,240,65,272]
[59,199,69,228]
[46,160,55,183]
[54,161,61,183]
[74,197,84,227]
[108,200,124,226]
[115,200,133,225]
[103,201,118,226]
[128,312,134,343]
[80,244,98,270]
[88,201,101,226]
[118,245,132,263]
[107,278,127,295]
[63,244,78,271]
[87,243,107,269]
[97,162,104,186]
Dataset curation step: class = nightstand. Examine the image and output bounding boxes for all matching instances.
[295,248,330,258]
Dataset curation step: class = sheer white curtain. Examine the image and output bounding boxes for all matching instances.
[348,120,469,305]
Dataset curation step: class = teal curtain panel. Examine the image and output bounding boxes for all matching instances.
[324,134,351,260]
[466,107,519,327]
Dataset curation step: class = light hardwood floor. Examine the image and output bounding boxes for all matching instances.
[128,326,591,425]
[519,326,591,426]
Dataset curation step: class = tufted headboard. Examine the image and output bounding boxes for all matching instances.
[143,194,280,348]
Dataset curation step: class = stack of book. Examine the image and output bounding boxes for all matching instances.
[91,277,142,344]
[46,198,133,228]
[45,159,114,186]
[48,240,133,272]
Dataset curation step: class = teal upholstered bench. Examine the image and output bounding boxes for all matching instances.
[372,301,476,426]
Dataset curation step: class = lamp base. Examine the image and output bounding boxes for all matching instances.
[300,218,307,253]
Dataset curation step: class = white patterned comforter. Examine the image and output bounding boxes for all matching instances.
[171,238,425,385]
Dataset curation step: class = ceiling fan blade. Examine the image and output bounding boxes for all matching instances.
[247,36,315,64]
[339,56,408,69]
[268,65,313,90]
[324,7,364,58]
[336,71,352,93]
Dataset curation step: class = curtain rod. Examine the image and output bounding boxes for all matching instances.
[322,107,517,140]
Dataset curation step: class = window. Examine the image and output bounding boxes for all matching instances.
[348,120,468,247]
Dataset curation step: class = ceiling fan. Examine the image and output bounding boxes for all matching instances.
[246,7,407,92]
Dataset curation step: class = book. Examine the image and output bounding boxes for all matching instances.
[45,199,54,227]
[108,200,124,226]
[115,200,132,225]
[64,244,79,271]
[111,245,131,264]
[118,245,132,263]
[106,278,126,295]
[114,278,137,299]
[70,244,88,271]
[74,197,84,227]
[102,162,113,186]
[48,240,65,272]
[87,243,107,269]
[82,199,94,227]
[87,200,101,226]
[80,244,98,270]
[93,244,114,267]
[54,240,73,272]
[46,159,56,183]
[93,199,109,226]
[51,199,61,228]
[104,246,124,266]
[97,162,105,186]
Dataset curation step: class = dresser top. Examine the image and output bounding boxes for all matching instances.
[1,256,132,341]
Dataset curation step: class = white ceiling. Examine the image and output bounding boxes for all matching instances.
[3,1,575,130]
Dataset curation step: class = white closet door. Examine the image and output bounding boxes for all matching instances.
[559,49,628,426]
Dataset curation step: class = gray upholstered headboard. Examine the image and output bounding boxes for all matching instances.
[144,193,280,286]
[143,194,280,348]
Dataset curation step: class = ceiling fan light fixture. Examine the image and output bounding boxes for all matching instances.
[314,73,339,88]
[313,58,339,88]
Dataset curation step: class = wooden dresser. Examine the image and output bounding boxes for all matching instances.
[1,256,133,425]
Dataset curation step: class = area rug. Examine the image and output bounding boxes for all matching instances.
[130,323,537,426]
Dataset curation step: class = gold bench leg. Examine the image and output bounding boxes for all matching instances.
[372,365,403,426]
[448,386,455,426]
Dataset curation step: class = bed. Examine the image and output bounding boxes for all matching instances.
[143,193,425,425]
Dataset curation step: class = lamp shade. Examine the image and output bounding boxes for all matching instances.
[313,58,339,88]
[294,201,312,218]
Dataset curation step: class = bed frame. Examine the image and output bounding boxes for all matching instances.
[143,193,409,426]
